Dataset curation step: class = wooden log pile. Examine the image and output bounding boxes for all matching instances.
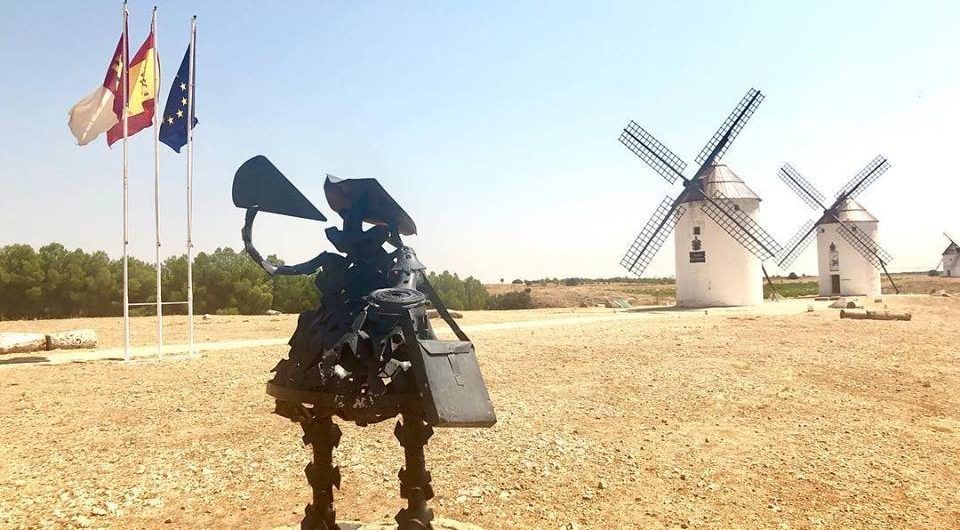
[840,309,912,321]
[0,329,98,355]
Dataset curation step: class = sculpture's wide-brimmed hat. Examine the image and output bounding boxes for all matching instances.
[324,174,417,235]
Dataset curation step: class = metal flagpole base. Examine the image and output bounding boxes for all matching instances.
[394,413,435,530]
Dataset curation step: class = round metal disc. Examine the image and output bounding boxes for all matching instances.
[368,287,426,310]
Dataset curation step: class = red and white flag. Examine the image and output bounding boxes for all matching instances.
[67,33,126,146]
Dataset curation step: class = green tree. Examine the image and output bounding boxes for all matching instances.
[192,247,272,315]
[426,271,489,310]
[0,244,44,319]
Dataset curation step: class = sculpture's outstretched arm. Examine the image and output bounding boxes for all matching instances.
[241,208,331,276]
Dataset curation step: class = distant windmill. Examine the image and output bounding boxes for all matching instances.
[618,88,782,307]
[776,156,899,296]
[940,232,960,277]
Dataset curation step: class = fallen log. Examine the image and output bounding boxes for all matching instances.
[0,332,48,354]
[46,329,98,350]
[840,309,912,321]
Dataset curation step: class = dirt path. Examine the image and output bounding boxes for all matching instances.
[1,299,826,367]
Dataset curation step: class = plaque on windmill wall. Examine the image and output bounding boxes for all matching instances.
[689,236,706,263]
[829,242,839,271]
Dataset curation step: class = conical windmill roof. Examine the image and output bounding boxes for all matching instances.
[944,242,960,256]
[817,198,877,225]
[681,164,760,203]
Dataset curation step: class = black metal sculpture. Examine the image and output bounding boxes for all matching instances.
[232,155,496,530]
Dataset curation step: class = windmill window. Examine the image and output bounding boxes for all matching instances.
[693,226,701,236]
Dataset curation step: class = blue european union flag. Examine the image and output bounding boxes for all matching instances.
[159,45,197,152]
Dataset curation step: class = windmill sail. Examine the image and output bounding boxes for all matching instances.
[777,219,817,269]
[621,195,685,276]
[619,121,687,184]
[694,88,764,167]
[779,163,827,211]
[834,217,893,269]
[835,155,890,200]
[697,189,782,262]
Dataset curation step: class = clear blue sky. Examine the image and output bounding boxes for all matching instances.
[1,1,957,282]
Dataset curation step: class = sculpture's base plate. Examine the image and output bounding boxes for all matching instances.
[271,519,483,530]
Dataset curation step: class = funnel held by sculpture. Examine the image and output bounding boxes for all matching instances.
[233,155,327,221]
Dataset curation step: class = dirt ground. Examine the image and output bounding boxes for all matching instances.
[1,295,959,529]
[487,281,677,308]
[485,273,960,309]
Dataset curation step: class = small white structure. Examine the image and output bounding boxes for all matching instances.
[942,238,960,277]
[815,198,880,296]
[777,156,895,296]
[674,165,764,307]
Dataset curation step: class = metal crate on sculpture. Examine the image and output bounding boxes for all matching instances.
[232,155,496,530]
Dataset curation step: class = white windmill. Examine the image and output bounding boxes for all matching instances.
[618,88,782,307]
[940,233,960,277]
[776,157,899,296]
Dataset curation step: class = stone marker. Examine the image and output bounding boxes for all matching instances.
[0,332,48,354]
[46,329,97,350]
[828,297,862,309]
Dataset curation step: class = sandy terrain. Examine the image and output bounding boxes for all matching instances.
[485,273,960,309]
[487,281,676,308]
[1,295,959,529]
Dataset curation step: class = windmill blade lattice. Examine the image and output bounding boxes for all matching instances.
[835,155,890,200]
[619,121,687,184]
[695,88,764,166]
[946,232,960,248]
[699,190,782,262]
[778,163,827,211]
[777,219,817,269]
[621,195,685,276]
[835,219,893,269]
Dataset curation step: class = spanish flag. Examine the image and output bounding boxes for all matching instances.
[67,33,126,146]
[106,30,158,146]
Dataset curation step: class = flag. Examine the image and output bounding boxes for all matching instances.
[106,30,158,146]
[67,33,126,146]
[159,45,197,152]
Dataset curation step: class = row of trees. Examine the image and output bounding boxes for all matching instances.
[0,244,494,320]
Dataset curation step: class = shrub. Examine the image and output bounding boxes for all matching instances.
[486,291,534,310]
[426,271,489,310]
[787,272,799,280]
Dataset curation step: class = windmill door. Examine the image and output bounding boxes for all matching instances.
[831,274,841,294]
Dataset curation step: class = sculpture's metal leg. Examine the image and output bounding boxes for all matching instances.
[394,413,435,530]
[300,412,342,530]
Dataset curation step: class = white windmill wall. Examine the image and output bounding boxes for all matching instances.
[944,250,960,277]
[816,222,881,297]
[674,198,763,307]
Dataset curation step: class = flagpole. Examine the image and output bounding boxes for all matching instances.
[122,0,131,362]
[186,15,197,355]
[152,6,163,357]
